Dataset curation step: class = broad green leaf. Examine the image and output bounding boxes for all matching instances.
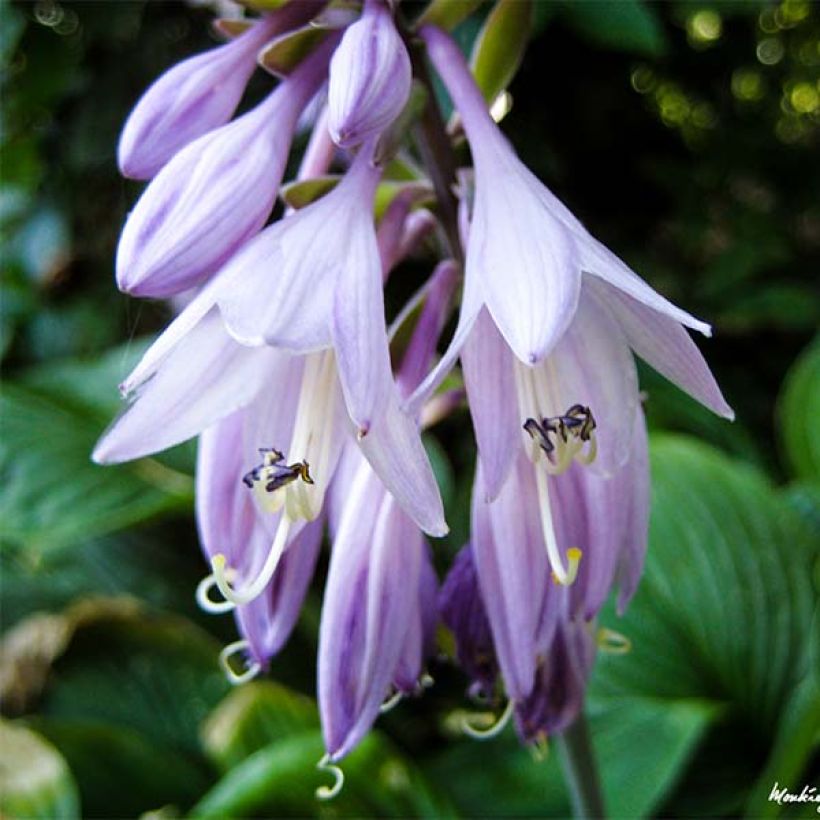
[31,718,210,818]
[0,341,194,554]
[470,0,533,104]
[0,720,80,820]
[777,336,820,482]
[201,681,319,772]
[427,696,716,818]
[193,729,454,819]
[593,436,818,729]
[560,1,667,57]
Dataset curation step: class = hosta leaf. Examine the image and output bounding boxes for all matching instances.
[777,336,820,482]
[560,0,667,57]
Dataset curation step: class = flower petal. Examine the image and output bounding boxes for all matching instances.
[586,276,734,419]
[93,312,283,463]
[462,306,519,500]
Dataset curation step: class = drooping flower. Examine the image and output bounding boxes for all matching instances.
[116,36,338,298]
[195,408,323,680]
[327,0,412,148]
[412,26,731,422]
[117,1,324,180]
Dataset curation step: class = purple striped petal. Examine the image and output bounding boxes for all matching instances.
[586,277,734,419]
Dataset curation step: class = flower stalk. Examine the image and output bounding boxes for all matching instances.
[557,714,607,819]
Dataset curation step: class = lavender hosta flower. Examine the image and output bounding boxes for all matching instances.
[196,410,323,680]
[412,27,734,428]
[327,0,411,148]
[513,616,597,744]
[319,446,437,761]
[118,2,324,180]
[116,36,338,298]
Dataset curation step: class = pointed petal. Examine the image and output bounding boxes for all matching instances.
[358,392,447,537]
[471,455,549,700]
[93,313,282,463]
[586,277,734,419]
[462,307,519,500]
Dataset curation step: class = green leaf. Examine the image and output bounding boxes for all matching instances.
[0,720,80,820]
[31,719,210,818]
[427,696,716,818]
[0,341,194,554]
[470,0,533,104]
[560,1,667,57]
[257,26,331,79]
[198,682,454,818]
[777,336,820,482]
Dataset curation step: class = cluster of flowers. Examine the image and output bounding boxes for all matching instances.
[94,0,732,792]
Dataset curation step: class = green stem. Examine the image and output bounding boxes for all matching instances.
[556,714,607,819]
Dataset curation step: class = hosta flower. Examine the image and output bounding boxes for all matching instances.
[413,26,728,412]
[116,36,337,298]
[117,2,324,180]
[196,409,323,680]
[327,0,412,148]
[319,445,436,761]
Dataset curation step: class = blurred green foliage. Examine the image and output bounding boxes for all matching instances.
[1,0,818,817]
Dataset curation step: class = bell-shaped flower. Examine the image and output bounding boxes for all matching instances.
[116,36,337,298]
[439,544,499,699]
[513,616,597,744]
[413,26,733,432]
[117,3,323,180]
[318,446,436,761]
[195,409,323,681]
[327,0,411,148]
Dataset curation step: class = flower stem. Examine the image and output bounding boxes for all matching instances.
[556,714,607,819]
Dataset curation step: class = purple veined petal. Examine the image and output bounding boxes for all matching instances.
[471,454,550,701]
[514,618,596,742]
[236,515,323,667]
[615,408,650,614]
[93,310,286,464]
[318,465,421,760]
[396,260,459,399]
[404,262,483,416]
[462,306,519,501]
[215,145,382,363]
[330,175,394,431]
[116,37,337,298]
[439,543,499,696]
[469,147,582,365]
[579,237,711,336]
[585,277,734,419]
[327,0,411,148]
[117,7,319,180]
[358,390,447,537]
[531,288,640,476]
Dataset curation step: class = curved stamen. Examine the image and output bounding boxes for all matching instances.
[461,698,515,740]
[196,573,237,614]
[379,690,403,714]
[219,640,261,685]
[315,754,344,801]
[420,673,435,689]
[533,464,582,586]
[211,517,292,606]
[529,732,550,761]
[597,626,632,655]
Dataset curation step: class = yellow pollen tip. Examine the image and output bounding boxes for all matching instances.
[597,627,632,655]
[212,553,226,569]
[552,548,582,586]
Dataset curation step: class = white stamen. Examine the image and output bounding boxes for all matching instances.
[380,690,403,714]
[219,640,261,685]
[211,516,292,606]
[533,462,581,586]
[196,572,237,614]
[315,754,344,801]
[461,699,515,740]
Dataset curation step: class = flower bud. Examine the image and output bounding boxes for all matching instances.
[327,0,411,148]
